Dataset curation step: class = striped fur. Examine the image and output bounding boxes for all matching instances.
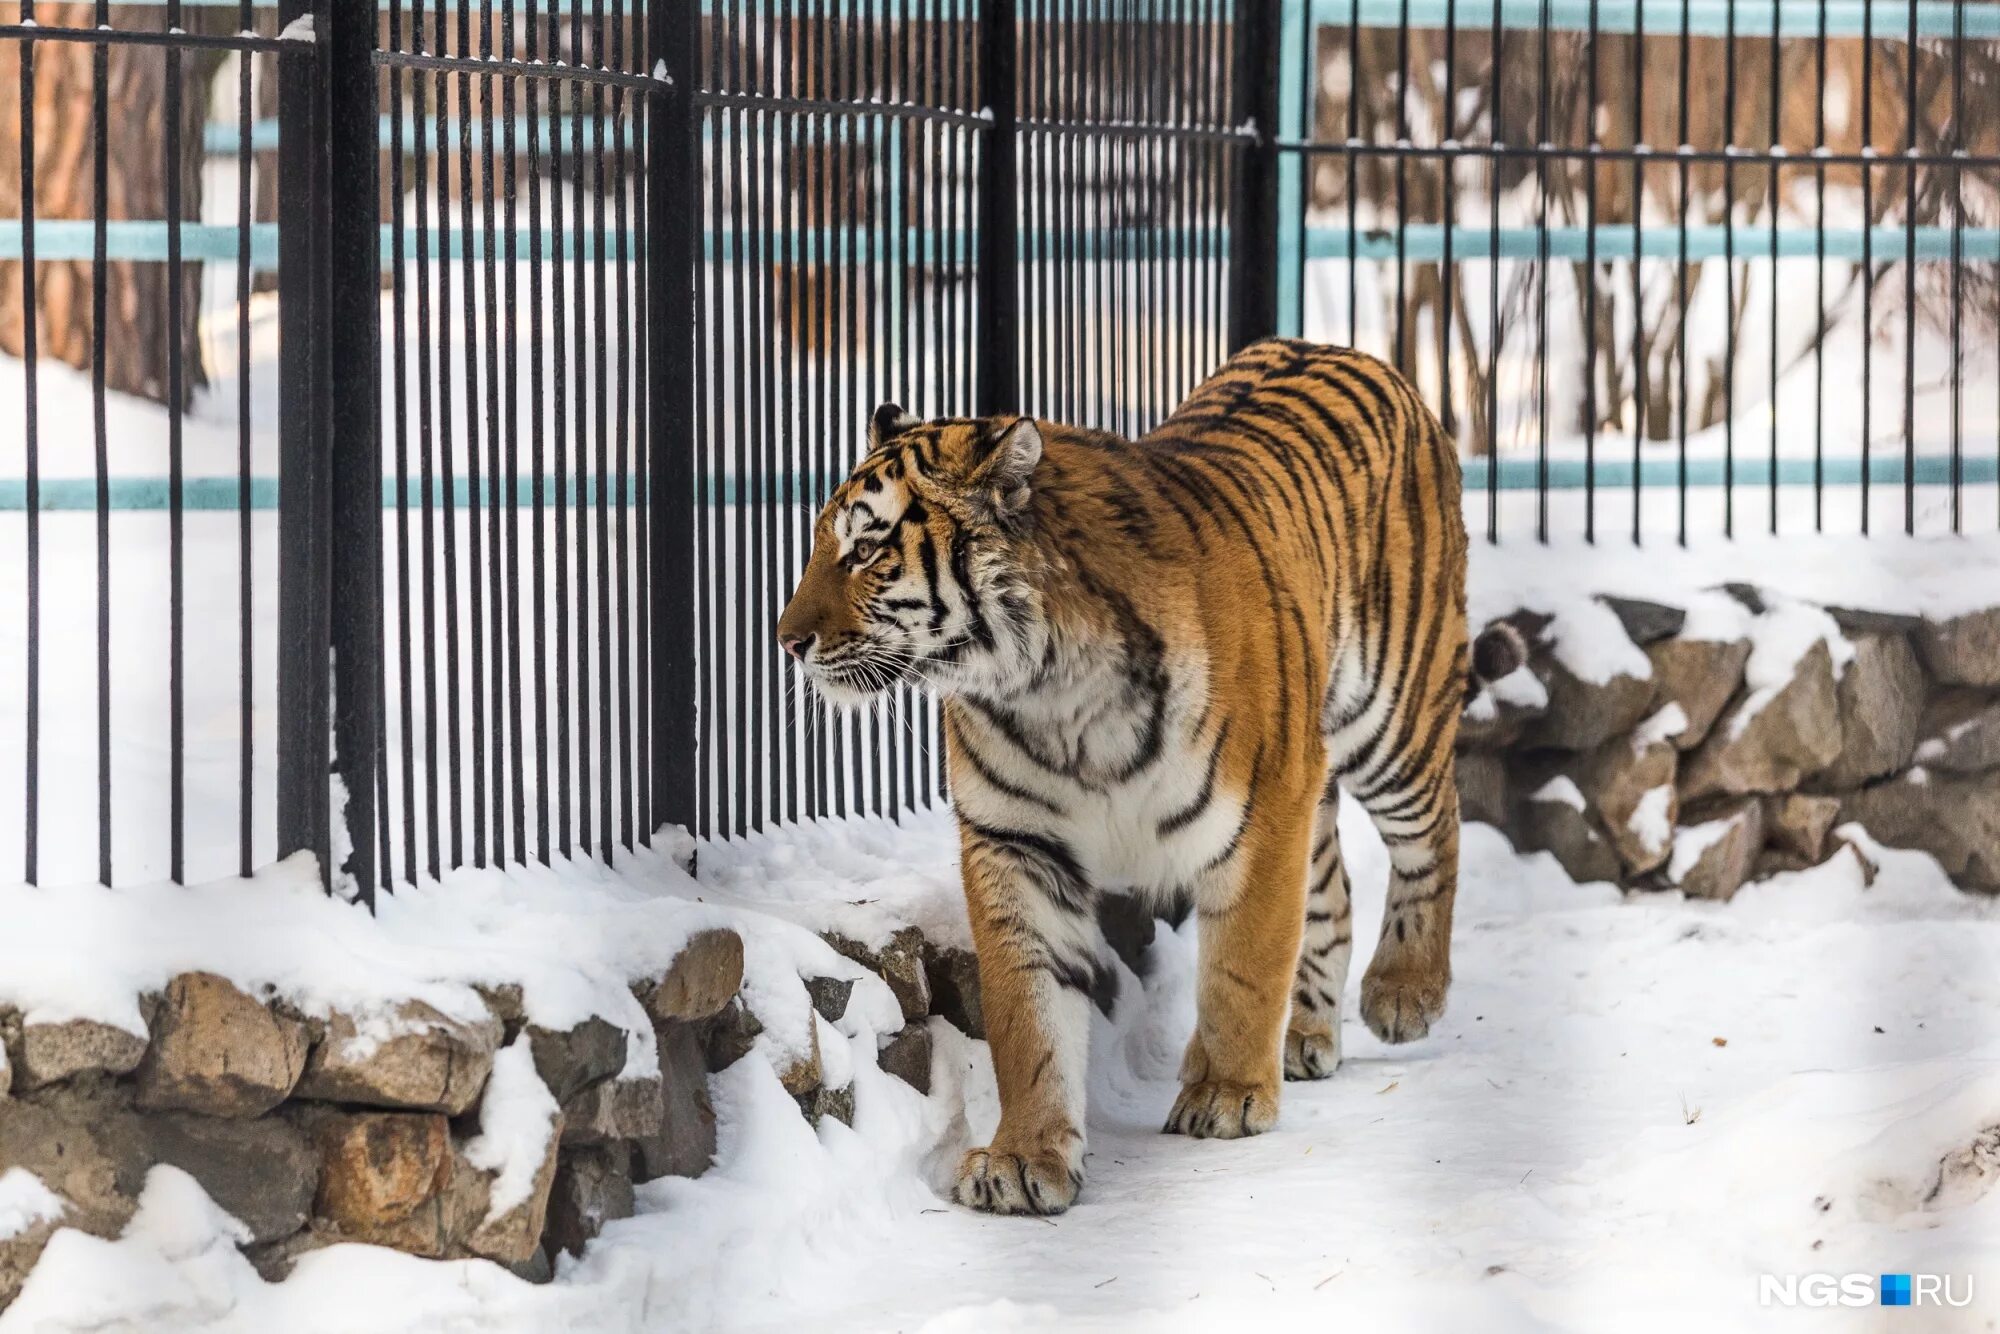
[777,339,1478,1216]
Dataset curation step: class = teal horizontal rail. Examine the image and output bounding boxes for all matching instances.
[4,219,1996,268]
[49,0,2000,38]
[4,454,1994,511]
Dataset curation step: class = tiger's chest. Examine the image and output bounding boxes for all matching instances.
[946,658,1243,900]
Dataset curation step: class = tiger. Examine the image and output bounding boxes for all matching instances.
[777,337,1493,1217]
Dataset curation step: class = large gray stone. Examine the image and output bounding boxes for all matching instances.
[1645,635,1753,751]
[877,1023,933,1095]
[632,1022,715,1183]
[0,1095,149,1241]
[701,1000,764,1073]
[1917,690,2000,774]
[925,946,986,1039]
[640,930,746,1025]
[1455,749,1512,830]
[1670,799,1767,902]
[822,928,930,1025]
[296,1000,501,1115]
[1682,639,1843,801]
[134,972,310,1118]
[1916,607,2000,687]
[1517,655,1657,754]
[804,977,856,1025]
[1600,595,1686,646]
[1518,779,1624,885]
[9,1017,149,1093]
[1842,770,2000,894]
[1763,793,1842,864]
[141,1112,317,1245]
[1571,733,1679,875]
[559,1075,665,1147]
[1815,632,1925,791]
[543,1143,635,1261]
[525,1017,629,1107]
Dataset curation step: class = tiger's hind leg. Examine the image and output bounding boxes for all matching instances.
[1284,782,1352,1080]
[1352,752,1458,1044]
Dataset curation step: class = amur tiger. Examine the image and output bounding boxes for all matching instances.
[777,337,1495,1216]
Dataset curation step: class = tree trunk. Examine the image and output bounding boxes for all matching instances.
[0,6,226,407]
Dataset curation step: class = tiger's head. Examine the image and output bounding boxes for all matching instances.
[776,403,1045,706]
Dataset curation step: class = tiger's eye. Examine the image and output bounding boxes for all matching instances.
[850,538,878,565]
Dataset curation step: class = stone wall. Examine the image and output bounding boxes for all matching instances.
[0,923,969,1310]
[1459,591,2000,900]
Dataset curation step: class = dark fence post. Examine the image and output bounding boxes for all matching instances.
[649,0,699,838]
[1227,0,1280,352]
[276,0,331,879]
[327,0,382,903]
[975,0,1018,415]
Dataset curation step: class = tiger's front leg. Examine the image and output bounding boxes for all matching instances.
[951,822,1100,1216]
[1166,782,1314,1139]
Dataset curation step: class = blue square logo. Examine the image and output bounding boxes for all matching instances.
[1881,1274,1912,1307]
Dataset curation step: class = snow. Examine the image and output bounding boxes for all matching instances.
[1667,809,1749,884]
[1527,776,1586,813]
[464,1038,561,1223]
[1632,701,1689,748]
[4,802,1997,1331]
[1627,785,1675,860]
[0,1170,63,1243]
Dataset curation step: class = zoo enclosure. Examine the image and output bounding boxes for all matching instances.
[1,0,1996,895]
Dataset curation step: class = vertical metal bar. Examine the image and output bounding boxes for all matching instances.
[610,0,635,848]
[1582,0,1597,542]
[1225,0,1277,353]
[1674,0,1689,546]
[458,0,489,870]
[18,4,39,883]
[1813,0,1825,531]
[1484,0,1499,541]
[548,0,575,856]
[1440,0,1457,439]
[1949,0,1963,533]
[1860,0,1873,533]
[502,0,528,856]
[1533,0,1548,542]
[526,0,552,859]
[388,0,417,885]
[237,0,256,879]
[1630,0,1644,543]
[591,0,615,856]
[277,0,332,882]
[165,0,187,883]
[651,0,699,836]
[434,0,464,870]
[977,0,1018,414]
[1768,11,1780,535]
[1392,0,1409,371]
[1901,0,1917,535]
[479,0,509,864]
[1722,0,1735,539]
[328,0,383,904]
[411,0,444,880]
[92,0,113,883]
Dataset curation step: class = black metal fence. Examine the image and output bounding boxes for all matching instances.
[4,0,1997,891]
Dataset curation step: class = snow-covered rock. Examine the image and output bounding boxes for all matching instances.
[1683,638,1843,801]
[296,1000,501,1116]
[134,972,309,1119]
[1916,688,2000,774]
[1644,634,1751,751]
[8,1015,149,1092]
[1816,630,1926,790]
[1915,605,2000,686]
[639,928,746,1024]
[1668,800,1767,901]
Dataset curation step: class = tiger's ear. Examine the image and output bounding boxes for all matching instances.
[868,402,918,453]
[967,417,1042,518]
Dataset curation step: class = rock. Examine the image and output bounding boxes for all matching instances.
[701,1000,763,1073]
[1517,778,1623,885]
[1842,771,2000,894]
[804,977,855,1025]
[1670,800,1767,901]
[1571,733,1678,875]
[1916,690,2000,774]
[925,946,985,1039]
[1599,595,1686,647]
[141,1112,317,1245]
[1916,607,2000,687]
[1455,749,1512,830]
[133,972,310,1118]
[0,1023,11,1099]
[472,983,526,1027]
[559,1076,665,1146]
[526,1017,629,1106]
[1830,827,1882,887]
[243,1225,341,1282]
[305,1109,478,1257]
[773,1018,823,1097]
[632,1022,715,1183]
[1645,636,1752,751]
[796,1083,855,1129]
[0,1096,149,1240]
[1682,639,1843,801]
[296,1000,501,1115]
[543,1143,635,1260]
[1096,893,1156,980]
[464,1115,564,1268]
[1814,632,1925,790]
[822,928,930,1025]
[877,1024,932,1095]
[1516,654,1656,753]
[1721,583,1767,615]
[0,1173,64,1311]
[10,1017,149,1092]
[642,930,745,1024]
[1763,793,1843,864]
[1826,606,1924,637]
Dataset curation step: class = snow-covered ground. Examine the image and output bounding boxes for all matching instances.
[5,797,1998,1333]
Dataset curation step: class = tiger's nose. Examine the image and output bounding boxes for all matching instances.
[779,631,814,661]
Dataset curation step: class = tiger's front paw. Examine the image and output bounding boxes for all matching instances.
[1283,1022,1341,1080]
[1163,1078,1278,1139]
[954,1141,1083,1216]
